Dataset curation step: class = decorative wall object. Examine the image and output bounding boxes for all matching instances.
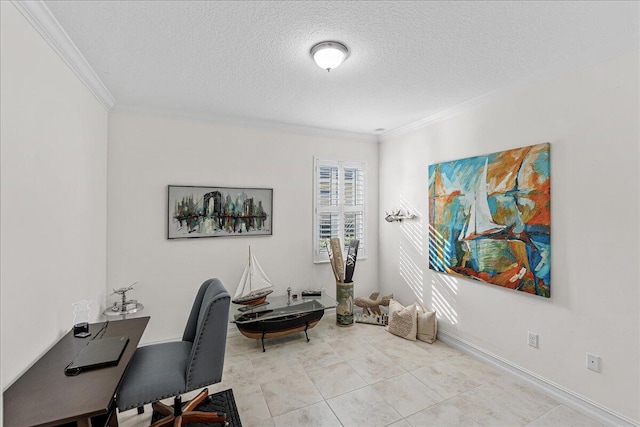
[168,186,272,239]
[384,209,418,222]
[428,143,550,297]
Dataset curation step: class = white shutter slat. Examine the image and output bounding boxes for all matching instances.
[318,212,340,255]
[343,167,364,207]
[318,166,339,207]
[344,211,364,253]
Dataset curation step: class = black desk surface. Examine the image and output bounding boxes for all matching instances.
[3,316,149,427]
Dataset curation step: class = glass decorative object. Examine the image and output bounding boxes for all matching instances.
[72,300,92,337]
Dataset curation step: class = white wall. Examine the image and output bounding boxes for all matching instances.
[0,2,108,390]
[378,51,639,422]
[107,113,379,343]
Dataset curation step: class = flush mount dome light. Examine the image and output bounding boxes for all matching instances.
[311,41,349,72]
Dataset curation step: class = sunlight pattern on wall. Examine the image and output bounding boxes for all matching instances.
[429,223,458,324]
[400,241,423,300]
[399,195,423,256]
[397,195,424,300]
[431,272,459,325]
[428,224,454,272]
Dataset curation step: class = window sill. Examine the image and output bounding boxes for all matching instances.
[313,256,368,264]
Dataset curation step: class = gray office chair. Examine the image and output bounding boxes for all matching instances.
[117,278,231,426]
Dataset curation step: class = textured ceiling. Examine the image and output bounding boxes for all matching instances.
[43,1,638,137]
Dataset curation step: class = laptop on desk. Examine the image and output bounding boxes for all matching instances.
[64,335,129,376]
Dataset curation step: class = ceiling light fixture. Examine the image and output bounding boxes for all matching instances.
[310,41,349,72]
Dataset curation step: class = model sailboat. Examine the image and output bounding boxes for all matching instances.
[232,247,274,306]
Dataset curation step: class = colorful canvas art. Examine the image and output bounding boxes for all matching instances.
[428,143,550,297]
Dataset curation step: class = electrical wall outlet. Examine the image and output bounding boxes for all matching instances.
[528,332,538,348]
[587,353,601,372]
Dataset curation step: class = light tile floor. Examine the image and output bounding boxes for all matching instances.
[118,313,603,427]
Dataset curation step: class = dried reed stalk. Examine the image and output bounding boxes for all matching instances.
[326,239,340,282]
[330,237,345,282]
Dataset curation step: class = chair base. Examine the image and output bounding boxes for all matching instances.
[150,388,227,427]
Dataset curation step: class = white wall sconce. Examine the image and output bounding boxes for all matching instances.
[385,209,418,222]
[311,41,349,72]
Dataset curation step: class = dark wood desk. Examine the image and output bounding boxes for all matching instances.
[3,316,149,427]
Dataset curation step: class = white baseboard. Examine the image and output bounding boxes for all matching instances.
[437,332,639,427]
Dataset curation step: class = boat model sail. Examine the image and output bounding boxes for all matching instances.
[232,247,274,306]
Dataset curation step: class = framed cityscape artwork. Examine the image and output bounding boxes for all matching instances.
[168,185,272,239]
[428,143,550,298]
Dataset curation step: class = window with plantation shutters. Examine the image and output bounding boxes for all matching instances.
[313,158,366,263]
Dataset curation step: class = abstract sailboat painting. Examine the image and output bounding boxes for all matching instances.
[428,143,550,298]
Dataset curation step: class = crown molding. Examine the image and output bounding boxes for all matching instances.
[380,38,639,143]
[11,0,116,110]
[111,105,380,143]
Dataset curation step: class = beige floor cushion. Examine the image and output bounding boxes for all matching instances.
[415,300,437,343]
[386,299,417,341]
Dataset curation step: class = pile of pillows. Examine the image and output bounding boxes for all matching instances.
[386,299,437,343]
